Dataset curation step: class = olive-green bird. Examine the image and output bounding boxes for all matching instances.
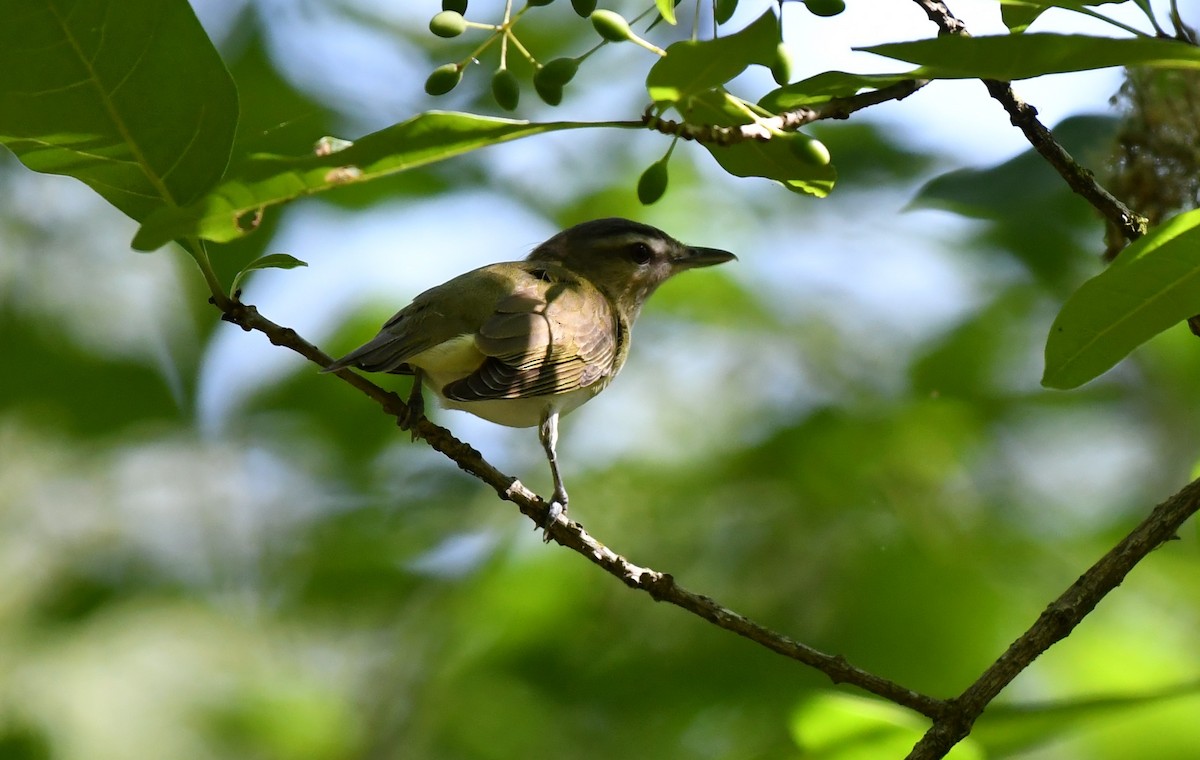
[325,218,735,527]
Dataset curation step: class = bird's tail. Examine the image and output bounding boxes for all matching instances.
[322,334,415,375]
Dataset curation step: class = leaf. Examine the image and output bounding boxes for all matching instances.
[1043,209,1200,389]
[655,0,676,25]
[861,34,1200,81]
[0,0,237,223]
[646,10,780,104]
[791,693,985,760]
[760,71,917,112]
[231,253,309,295]
[688,90,836,197]
[133,112,597,250]
[999,1,1130,34]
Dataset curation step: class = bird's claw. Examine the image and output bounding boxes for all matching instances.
[540,495,567,542]
[399,380,425,441]
[398,406,424,441]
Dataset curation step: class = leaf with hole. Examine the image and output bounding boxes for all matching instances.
[133,112,598,250]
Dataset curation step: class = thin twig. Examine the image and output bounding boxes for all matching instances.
[910,0,1148,242]
[215,297,947,720]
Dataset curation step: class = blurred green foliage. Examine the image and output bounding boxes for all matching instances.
[2,2,1200,760]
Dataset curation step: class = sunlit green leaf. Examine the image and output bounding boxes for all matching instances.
[0,0,237,222]
[1044,209,1200,389]
[999,1,1134,34]
[759,71,917,111]
[231,253,309,294]
[862,34,1200,81]
[133,112,603,251]
[646,10,780,104]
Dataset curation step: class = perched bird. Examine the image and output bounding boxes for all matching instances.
[324,218,735,529]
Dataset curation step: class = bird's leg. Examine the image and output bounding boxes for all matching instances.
[400,368,426,440]
[538,407,568,539]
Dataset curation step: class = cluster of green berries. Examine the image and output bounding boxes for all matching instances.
[424,0,611,109]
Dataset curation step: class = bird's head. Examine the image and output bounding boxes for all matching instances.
[526,218,736,321]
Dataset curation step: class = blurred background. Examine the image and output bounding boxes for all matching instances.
[3,1,1200,758]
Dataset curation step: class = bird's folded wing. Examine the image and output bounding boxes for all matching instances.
[444,281,617,401]
[324,267,513,375]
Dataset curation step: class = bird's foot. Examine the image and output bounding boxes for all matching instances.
[540,492,568,543]
[399,383,426,441]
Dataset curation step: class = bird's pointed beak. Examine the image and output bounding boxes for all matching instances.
[673,245,737,270]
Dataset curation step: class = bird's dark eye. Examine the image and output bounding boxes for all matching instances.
[629,242,652,264]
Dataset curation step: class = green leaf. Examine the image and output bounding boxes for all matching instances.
[861,34,1200,81]
[1043,209,1200,389]
[0,0,237,223]
[999,1,1130,34]
[655,0,676,25]
[791,693,985,760]
[231,253,309,295]
[646,10,780,104]
[760,71,917,112]
[689,90,836,197]
[132,112,599,250]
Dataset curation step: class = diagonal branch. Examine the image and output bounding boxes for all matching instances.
[906,477,1200,759]
[215,297,947,720]
[894,8,1197,759]
[910,0,1149,242]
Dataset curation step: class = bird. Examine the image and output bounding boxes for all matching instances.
[324,217,736,532]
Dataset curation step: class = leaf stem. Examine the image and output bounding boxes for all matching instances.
[185,237,231,308]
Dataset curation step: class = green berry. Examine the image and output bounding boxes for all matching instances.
[591,10,633,42]
[803,0,846,17]
[429,10,466,38]
[788,133,831,167]
[425,64,462,96]
[537,58,579,87]
[570,0,597,16]
[714,0,738,25]
[637,160,669,205]
[526,0,555,6]
[770,43,792,86]
[491,69,520,111]
[534,76,564,106]
[442,0,468,12]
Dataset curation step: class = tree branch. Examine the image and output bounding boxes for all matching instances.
[906,477,1200,759]
[214,297,947,720]
[910,0,1149,242]
[642,78,928,143]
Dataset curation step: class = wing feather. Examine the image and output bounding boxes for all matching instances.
[444,267,618,402]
